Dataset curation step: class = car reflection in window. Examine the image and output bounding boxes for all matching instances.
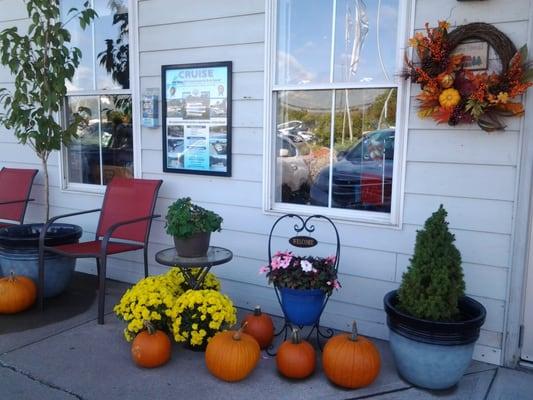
[310,129,394,212]
[276,134,311,204]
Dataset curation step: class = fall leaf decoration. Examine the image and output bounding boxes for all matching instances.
[405,21,533,132]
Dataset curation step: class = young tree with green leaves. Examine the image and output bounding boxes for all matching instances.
[397,205,465,321]
[0,0,97,220]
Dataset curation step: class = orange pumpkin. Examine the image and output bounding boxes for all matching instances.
[276,328,316,379]
[243,305,274,349]
[205,322,260,382]
[131,321,172,368]
[0,272,37,314]
[323,321,381,388]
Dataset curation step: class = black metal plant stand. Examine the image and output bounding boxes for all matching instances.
[266,214,340,355]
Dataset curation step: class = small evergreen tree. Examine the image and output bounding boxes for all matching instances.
[397,205,465,321]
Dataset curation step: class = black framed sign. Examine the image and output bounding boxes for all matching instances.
[162,61,232,176]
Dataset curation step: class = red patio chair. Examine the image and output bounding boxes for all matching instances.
[0,167,38,228]
[38,177,163,324]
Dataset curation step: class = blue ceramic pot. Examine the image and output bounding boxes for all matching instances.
[384,290,486,390]
[279,287,326,326]
[0,223,82,298]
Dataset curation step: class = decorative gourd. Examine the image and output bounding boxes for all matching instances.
[243,305,274,349]
[131,321,172,368]
[0,272,36,314]
[276,328,316,379]
[322,321,381,389]
[205,322,260,382]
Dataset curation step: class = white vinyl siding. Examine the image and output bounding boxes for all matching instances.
[1,0,532,366]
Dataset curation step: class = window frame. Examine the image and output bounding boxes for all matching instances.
[59,0,140,193]
[262,0,414,226]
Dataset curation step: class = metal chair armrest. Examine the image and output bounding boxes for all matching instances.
[39,208,102,249]
[0,198,34,206]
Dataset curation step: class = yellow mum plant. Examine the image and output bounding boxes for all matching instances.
[114,267,221,341]
[168,289,237,349]
[113,275,179,341]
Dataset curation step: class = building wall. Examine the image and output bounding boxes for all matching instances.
[1,0,531,366]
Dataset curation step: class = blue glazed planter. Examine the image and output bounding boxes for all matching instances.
[384,290,486,390]
[0,223,82,298]
[0,249,77,298]
[279,287,326,326]
[389,330,476,389]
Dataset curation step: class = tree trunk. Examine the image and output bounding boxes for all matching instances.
[41,157,49,221]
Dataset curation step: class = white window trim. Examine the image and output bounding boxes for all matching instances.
[262,0,414,227]
[59,0,141,194]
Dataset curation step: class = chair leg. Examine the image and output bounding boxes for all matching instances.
[38,246,45,311]
[143,247,149,278]
[97,256,107,325]
[96,258,101,288]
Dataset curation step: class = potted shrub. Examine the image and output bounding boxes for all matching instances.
[165,197,223,257]
[383,205,486,390]
[260,252,339,325]
[0,1,96,296]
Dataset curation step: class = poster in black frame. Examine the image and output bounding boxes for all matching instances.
[161,61,232,177]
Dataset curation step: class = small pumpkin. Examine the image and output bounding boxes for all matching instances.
[323,321,381,389]
[131,321,172,368]
[0,272,37,314]
[276,328,316,379]
[439,88,461,108]
[243,305,274,349]
[205,321,260,382]
[438,72,455,89]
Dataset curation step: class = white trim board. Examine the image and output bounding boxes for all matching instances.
[503,0,533,367]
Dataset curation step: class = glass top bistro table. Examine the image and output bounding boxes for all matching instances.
[155,246,233,289]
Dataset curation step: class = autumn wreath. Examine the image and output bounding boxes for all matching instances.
[405,21,533,132]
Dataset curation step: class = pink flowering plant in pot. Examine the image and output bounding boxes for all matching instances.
[260,251,340,295]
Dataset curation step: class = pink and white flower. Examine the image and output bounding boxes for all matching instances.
[325,255,336,265]
[300,260,313,272]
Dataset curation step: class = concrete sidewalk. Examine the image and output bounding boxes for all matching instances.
[1,274,532,400]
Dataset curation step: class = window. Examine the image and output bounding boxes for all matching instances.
[267,0,409,222]
[61,0,133,187]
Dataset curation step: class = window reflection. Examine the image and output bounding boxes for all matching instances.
[100,95,133,183]
[61,0,94,91]
[275,91,331,204]
[66,97,101,184]
[333,0,399,84]
[276,0,399,86]
[66,96,133,185]
[310,88,396,212]
[95,0,129,89]
[61,0,129,90]
[276,0,333,85]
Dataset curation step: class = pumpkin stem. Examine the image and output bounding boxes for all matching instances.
[143,320,156,335]
[253,305,262,316]
[291,328,301,344]
[350,321,358,341]
[233,321,248,341]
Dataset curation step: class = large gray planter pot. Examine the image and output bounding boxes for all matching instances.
[0,223,82,298]
[383,290,486,390]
